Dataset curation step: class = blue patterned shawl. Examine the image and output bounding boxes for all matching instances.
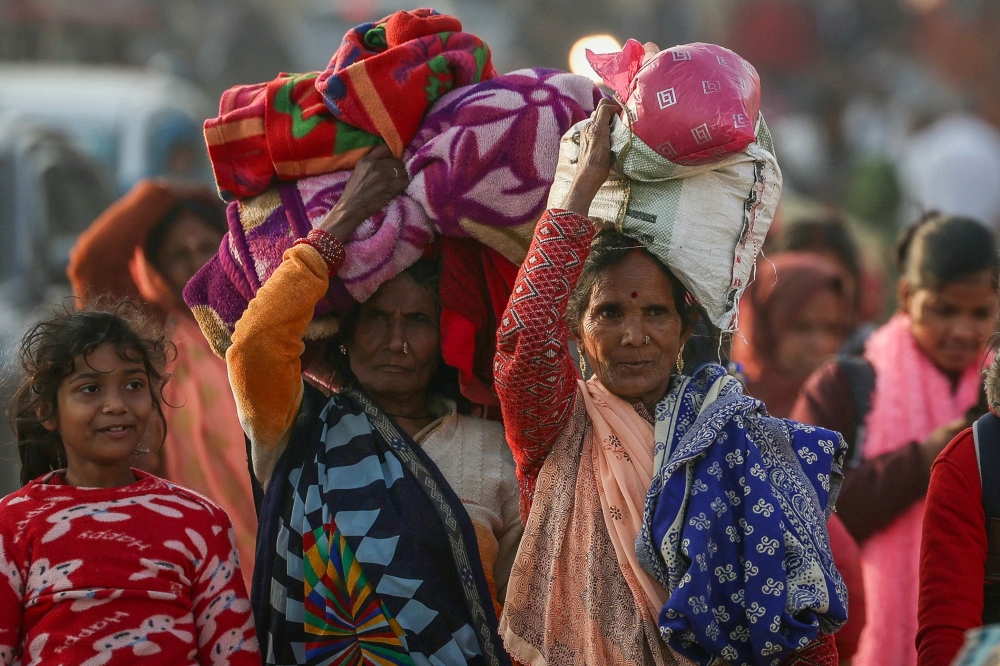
[636,364,848,666]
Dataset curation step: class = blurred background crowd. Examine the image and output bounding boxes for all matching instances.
[1,0,999,493]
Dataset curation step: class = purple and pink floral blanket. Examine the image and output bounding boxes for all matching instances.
[184,68,602,356]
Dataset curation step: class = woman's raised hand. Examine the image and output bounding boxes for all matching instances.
[562,98,622,218]
[319,144,410,241]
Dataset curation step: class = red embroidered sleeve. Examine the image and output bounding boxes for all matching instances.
[494,209,594,516]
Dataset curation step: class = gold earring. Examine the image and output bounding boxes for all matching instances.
[579,354,587,377]
[676,344,685,373]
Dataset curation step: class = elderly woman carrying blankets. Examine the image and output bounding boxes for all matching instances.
[229,146,519,666]
[495,99,848,666]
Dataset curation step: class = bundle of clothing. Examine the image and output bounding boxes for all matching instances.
[185,9,602,403]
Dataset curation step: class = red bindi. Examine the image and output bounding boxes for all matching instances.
[631,292,638,298]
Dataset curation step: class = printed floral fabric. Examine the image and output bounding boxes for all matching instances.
[0,470,258,666]
[638,365,849,666]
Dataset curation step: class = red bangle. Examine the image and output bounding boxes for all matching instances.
[294,229,346,276]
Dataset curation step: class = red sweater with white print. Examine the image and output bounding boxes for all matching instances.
[917,429,987,666]
[0,470,259,666]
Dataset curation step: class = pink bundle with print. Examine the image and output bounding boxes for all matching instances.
[587,39,760,165]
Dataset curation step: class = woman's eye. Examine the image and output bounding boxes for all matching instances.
[78,384,98,394]
[125,380,145,390]
[647,307,668,317]
[971,307,993,320]
[599,308,620,319]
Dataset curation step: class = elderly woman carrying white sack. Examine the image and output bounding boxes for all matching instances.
[495,40,849,666]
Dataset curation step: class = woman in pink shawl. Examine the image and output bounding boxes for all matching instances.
[792,213,1000,666]
[496,99,845,666]
[67,180,258,590]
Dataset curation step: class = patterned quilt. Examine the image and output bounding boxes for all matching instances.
[185,68,602,357]
[204,9,496,201]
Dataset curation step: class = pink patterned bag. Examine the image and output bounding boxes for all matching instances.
[588,40,760,165]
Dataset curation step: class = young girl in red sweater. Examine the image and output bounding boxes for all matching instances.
[0,304,259,665]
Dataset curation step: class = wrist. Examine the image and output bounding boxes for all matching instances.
[562,190,598,218]
[318,205,365,242]
[294,229,346,276]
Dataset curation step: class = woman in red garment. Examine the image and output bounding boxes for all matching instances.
[917,349,1000,666]
[496,99,844,666]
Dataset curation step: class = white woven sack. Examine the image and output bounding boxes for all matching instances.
[547,113,781,332]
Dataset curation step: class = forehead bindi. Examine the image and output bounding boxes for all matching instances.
[592,256,676,305]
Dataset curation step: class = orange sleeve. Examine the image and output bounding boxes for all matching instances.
[226,243,329,487]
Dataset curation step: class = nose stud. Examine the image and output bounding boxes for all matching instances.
[403,342,409,354]
[644,335,650,345]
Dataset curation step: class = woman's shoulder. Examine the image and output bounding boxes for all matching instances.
[933,426,977,477]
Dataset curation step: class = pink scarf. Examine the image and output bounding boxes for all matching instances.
[579,379,670,618]
[854,314,982,666]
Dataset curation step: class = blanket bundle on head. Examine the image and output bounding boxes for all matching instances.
[204,8,496,201]
[186,67,602,397]
[635,364,849,666]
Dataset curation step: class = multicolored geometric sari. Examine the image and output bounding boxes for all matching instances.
[252,384,508,665]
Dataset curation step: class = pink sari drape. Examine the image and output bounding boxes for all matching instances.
[854,314,982,666]
[579,379,671,618]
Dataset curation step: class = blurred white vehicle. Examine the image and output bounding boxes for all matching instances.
[0,64,215,195]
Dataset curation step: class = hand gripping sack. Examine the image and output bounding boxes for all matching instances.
[547,46,780,331]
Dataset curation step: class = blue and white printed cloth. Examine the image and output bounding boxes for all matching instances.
[636,364,849,666]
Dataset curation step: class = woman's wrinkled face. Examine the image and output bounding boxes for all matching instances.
[773,288,849,377]
[344,273,440,400]
[576,252,692,409]
[154,213,223,297]
[902,272,998,376]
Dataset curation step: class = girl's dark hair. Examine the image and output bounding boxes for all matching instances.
[327,256,470,409]
[10,300,172,486]
[897,212,1000,290]
[144,198,227,270]
[566,228,702,363]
